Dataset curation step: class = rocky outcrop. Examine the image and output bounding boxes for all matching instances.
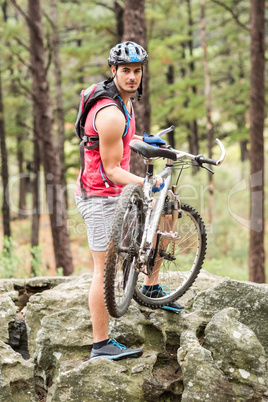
[0,272,267,401]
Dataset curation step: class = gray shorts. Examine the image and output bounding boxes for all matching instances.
[75,195,119,252]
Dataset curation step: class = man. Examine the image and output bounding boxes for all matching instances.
[75,41,183,361]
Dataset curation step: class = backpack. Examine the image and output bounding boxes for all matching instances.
[75,78,128,198]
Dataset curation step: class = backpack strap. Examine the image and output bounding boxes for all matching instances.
[79,135,100,198]
[117,95,130,137]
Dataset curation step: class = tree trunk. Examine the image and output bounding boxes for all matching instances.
[24,0,74,275]
[239,139,248,162]
[51,0,68,210]
[31,113,41,275]
[114,0,124,42]
[249,0,265,283]
[200,0,214,223]
[122,0,149,176]
[180,44,195,161]
[0,70,11,238]
[17,135,27,219]
[187,0,199,159]
[166,65,175,149]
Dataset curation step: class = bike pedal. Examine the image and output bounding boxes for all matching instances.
[158,231,181,241]
[158,250,176,261]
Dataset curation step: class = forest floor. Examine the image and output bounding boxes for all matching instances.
[0,214,94,278]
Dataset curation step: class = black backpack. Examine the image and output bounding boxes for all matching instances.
[75,78,127,198]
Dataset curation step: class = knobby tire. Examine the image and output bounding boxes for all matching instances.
[104,183,144,318]
[133,202,207,308]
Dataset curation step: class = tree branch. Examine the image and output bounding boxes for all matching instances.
[9,0,31,27]
[94,2,115,12]
[13,77,34,100]
[45,31,53,75]
[211,0,249,31]
[43,10,54,29]
[94,0,124,12]
[14,37,32,55]
[9,48,32,70]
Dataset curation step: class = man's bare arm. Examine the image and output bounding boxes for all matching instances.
[95,106,144,186]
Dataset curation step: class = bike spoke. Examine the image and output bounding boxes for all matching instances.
[133,202,207,307]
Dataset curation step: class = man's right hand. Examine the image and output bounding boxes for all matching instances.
[152,178,165,193]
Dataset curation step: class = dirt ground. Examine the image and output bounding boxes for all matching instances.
[0,214,94,277]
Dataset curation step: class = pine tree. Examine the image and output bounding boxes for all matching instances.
[0,70,11,238]
[248,0,265,283]
[123,0,149,176]
[11,0,74,275]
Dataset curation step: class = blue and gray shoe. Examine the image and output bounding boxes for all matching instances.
[90,339,143,360]
[140,285,184,313]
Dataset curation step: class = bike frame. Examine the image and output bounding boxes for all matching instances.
[136,135,226,272]
[138,160,175,267]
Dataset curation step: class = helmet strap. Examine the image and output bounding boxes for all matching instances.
[138,78,143,101]
[138,66,144,101]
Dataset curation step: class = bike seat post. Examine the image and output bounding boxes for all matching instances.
[145,160,154,178]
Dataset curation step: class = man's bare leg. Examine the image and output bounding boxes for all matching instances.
[143,215,171,286]
[141,214,184,311]
[89,250,109,342]
[89,249,143,359]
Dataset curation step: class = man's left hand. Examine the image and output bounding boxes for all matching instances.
[143,131,166,147]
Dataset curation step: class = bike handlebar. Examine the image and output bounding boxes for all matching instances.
[195,155,218,166]
[170,137,225,167]
[156,125,175,137]
[155,126,225,167]
[195,138,226,166]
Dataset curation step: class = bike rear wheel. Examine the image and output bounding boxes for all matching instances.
[133,202,206,308]
[104,183,144,318]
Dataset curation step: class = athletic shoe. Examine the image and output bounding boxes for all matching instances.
[90,339,143,360]
[139,285,184,313]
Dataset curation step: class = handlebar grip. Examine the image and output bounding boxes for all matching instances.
[195,155,218,166]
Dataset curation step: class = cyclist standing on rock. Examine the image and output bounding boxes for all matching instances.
[75,41,184,361]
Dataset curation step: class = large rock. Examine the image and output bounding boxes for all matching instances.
[0,293,17,342]
[0,341,37,401]
[203,307,267,399]
[177,310,236,401]
[0,272,267,401]
[24,274,92,355]
[46,353,157,401]
[192,277,268,354]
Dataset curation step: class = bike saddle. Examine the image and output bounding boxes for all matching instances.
[129,140,177,161]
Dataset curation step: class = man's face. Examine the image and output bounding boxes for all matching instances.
[112,63,142,95]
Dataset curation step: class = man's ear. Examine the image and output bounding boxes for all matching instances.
[111,65,116,77]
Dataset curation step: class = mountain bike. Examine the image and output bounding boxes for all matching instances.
[104,126,226,318]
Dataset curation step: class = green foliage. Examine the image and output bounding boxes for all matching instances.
[30,245,47,278]
[0,0,267,281]
[56,267,64,277]
[0,237,18,278]
[0,238,49,279]
[0,0,258,168]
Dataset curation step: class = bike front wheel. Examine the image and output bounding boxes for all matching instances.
[133,202,207,308]
[104,183,144,318]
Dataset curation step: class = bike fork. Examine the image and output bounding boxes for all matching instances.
[143,185,181,275]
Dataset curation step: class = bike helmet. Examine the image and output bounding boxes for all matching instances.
[108,41,148,66]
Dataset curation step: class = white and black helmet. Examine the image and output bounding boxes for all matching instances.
[108,41,148,66]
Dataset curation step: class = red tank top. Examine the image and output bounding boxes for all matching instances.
[75,97,135,197]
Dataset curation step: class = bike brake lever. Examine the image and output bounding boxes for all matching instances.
[201,165,214,175]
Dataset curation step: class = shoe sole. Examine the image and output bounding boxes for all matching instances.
[90,350,143,361]
[160,306,184,312]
